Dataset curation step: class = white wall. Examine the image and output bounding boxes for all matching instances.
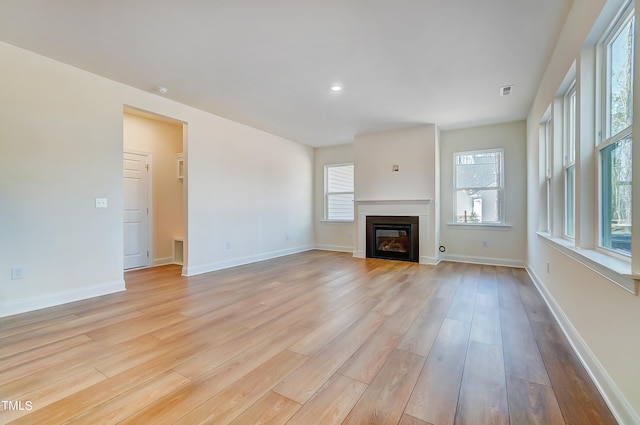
[313,143,354,251]
[123,112,184,265]
[440,121,527,266]
[527,0,640,423]
[354,126,438,201]
[0,41,313,316]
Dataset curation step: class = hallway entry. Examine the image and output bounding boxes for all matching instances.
[123,107,186,271]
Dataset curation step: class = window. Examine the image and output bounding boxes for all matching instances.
[454,149,504,224]
[599,6,634,255]
[325,163,354,221]
[564,83,576,238]
[542,116,552,233]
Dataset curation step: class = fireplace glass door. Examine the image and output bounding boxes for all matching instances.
[366,216,419,262]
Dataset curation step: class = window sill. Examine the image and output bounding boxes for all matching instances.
[537,232,639,295]
[321,220,354,224]
[448,222,512,230]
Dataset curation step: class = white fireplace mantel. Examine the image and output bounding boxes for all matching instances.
[353,199,438,265]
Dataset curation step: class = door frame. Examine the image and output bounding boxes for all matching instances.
[124,148,153,269]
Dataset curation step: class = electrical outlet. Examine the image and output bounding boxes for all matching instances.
[95,198,108,208]
[11,266,24,280]
[482,240,488,248]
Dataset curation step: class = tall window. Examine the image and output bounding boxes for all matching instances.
[454,149,504,224]
[564,83,576,238]
[325,163,354,221]
[542,116,552,233]
[599,6,634,255]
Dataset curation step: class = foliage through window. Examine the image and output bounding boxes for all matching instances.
[600,6,634,255]
[454,149,504,224]
[325,164,354,221]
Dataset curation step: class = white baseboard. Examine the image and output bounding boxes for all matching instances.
[314,244,354,253]
[153,256,174,266]
[526,266,640,425]
[420,255,441,265]
[183,245,314,276]
[0,280,126,319]
[442,254,526,268]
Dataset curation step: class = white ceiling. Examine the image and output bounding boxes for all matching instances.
[0,0,572,147]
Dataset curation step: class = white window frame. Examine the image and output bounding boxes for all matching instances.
[564,82,577,239]
[538,107,552,234]
[597,3,634,258]
[324,163,354,222]
[453,148,505,225]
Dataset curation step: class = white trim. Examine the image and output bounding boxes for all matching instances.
[314,244,354,253]
[537,232,639,295]
[441,254,525,268]
[183,245,314,276]
[447,223,512,229]
[420,255,441,266]
[526,266,640,425]
[0,280,126,319]
[153,256,175,266]
[320,220,354,224]
[354,199,432,204]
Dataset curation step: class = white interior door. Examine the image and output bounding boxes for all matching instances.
[123,151,150,270]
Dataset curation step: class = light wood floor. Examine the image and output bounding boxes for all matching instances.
[0,251,617,425]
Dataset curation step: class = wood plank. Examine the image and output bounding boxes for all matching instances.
[342,349,426,425]
[454,341,508,425]
[228,391,301,425]
[118,325,310,424]
[172,350,307,425]
[512,268,555,324]
[289,296,379,356]
[397,285,452,356]
[404,318,470,425]
[339,305,420,383]
[64,370,191,424]
[286,374,367,425]
[0,367,106,423]
[531,321,618,425]
[469,293,502,346]
[273,311,386,404]
[498,274,551,386]
[477,265,499,295]
[5,337,211,425]
[445,276,477,323]
[506,375,564,425]
[398,414,434,425]
[0,334,92,373]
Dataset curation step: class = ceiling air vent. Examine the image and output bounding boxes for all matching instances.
[500,85,512,97]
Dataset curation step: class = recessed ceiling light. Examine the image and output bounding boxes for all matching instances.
[330,84,343,92]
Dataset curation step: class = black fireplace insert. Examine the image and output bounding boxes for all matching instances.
[366,216,419,262]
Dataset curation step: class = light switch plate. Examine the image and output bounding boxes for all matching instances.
[95,198,108,208]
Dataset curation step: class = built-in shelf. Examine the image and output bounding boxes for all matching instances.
[175,153,184,180]
[173,238,184,265]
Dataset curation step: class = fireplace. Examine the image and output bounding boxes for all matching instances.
[366,216,419,262]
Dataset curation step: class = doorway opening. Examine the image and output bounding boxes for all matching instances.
[123,106,187,272]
